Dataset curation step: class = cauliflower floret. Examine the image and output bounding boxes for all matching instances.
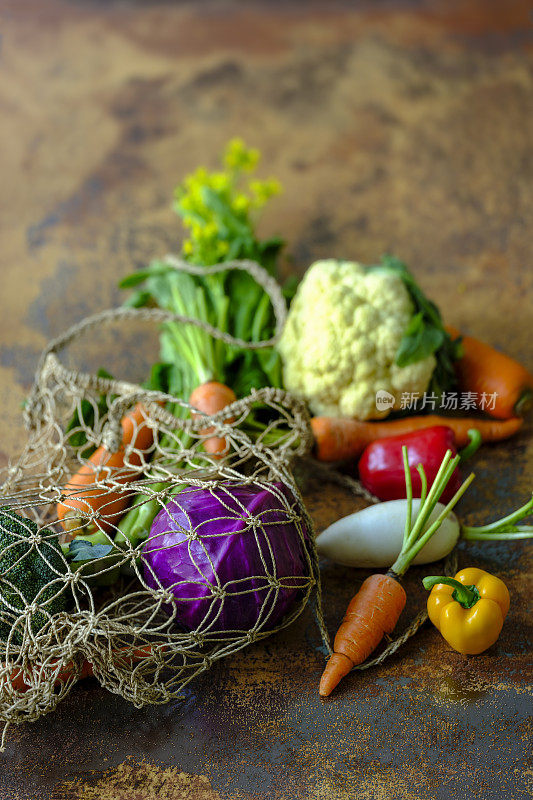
[277,259,436,420]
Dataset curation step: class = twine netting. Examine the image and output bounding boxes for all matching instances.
[0,257,455,745]
[0,258,325,737]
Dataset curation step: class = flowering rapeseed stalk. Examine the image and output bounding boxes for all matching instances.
[174,138,283,269]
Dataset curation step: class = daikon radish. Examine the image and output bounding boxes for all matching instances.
[316,494,533,569]
[316,500,460,568]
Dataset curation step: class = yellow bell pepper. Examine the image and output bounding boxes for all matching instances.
[423,567,510,655]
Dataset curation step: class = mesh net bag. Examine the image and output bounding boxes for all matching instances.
[0,258,458,746]
[0,259,328,742]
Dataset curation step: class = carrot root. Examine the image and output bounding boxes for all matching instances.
[189,381,237,457]
[311,414,523,463]
[319,574,407,696]
[446,326,533,419]
[4,644,165,693]
[319,653,353,698]
[57,403,155,534]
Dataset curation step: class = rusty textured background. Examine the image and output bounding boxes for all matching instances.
[0,1,532,798]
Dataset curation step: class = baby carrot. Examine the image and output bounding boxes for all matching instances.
[189,381,237,456]
[311,414,522,462]
[447,326,533,419]
[57,403,154,536]
[319,573,406,696]
[319,448,475,696]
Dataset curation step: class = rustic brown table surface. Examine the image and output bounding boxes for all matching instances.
[0,1,532,798]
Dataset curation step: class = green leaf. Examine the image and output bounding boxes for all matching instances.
[258,235,284,253]
[68,540,115,562]
[143,362,172,393]
[395,315,445,367]
[122,289,153,309]
[65,368,114,451]
[230,356,268,397]
[374,254,460,393]
[118,261,172,290]
[282,275,299,304]
[225,236,250,261]
[118,269,154,289]
[257,236,285,276]
[225,271,263,340]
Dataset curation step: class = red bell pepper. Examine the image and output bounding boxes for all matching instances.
[358,425,480,503]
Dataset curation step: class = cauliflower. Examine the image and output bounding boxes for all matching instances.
[277,259,436,420]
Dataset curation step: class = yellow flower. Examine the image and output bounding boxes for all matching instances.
[264,178,282,197]
[173,139,283,265]
[203,221,218,238]
[232,194,250,214]
[210,172,231,192]
[224,138,260,172]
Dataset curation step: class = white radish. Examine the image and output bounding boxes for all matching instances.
[316,499,460,568]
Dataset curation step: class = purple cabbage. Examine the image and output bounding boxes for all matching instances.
[142,482,311,634]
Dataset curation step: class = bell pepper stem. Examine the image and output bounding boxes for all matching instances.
[458,429,482,463]
[515,389,533,417]
[422,576,480,608]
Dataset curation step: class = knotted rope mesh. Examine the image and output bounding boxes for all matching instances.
[0,258,455,744]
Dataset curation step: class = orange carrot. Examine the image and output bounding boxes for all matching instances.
[319,573,406,697]
[6,644,161,692]
[189,381,237,456]
[311,414,523,462]
[57,403,155,536]
[7,658,94,692]
[447,325,533,419]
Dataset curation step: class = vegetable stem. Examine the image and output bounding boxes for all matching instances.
[422,576,480,609]
[461,495,533,536]
[416,464,428,508]
[402,447,413,546]
[391,447,475,577]
[461,530,533,540]
[458,429,482,463]
[515,389,533,417]
[399,472,475,569]
[403,450,454,552]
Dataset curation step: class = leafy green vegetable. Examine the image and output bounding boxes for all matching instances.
[65,368,115,452]
[119,139,285,399]
[68,540,115,562]
[376,255,462,396]
[64,536,122,587]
